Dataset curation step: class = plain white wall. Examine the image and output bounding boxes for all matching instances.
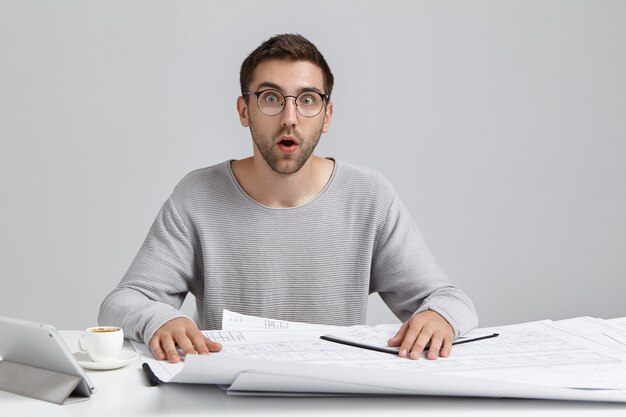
[1,1,624,330]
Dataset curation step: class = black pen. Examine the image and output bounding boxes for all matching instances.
[320,332,499,355]
[142,362,161,386]
[452,332,500,345]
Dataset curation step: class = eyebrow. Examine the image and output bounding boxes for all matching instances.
[255,82,324,95]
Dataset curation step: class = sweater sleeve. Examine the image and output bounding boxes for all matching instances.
[370,195,478,338]
[98,196,196,344]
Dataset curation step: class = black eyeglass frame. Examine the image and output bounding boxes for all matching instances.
[243,89,329,118]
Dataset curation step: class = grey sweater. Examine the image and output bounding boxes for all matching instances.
[99,160,478,344]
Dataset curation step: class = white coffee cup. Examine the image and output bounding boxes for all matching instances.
[78,326,123,362]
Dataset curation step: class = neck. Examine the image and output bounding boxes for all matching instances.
[231,155,334,208]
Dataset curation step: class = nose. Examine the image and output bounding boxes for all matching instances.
[280,97,298,127]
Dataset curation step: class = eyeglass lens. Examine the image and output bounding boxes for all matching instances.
[256,90,325,117]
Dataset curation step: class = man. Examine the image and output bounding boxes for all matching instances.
[99,33,478,364]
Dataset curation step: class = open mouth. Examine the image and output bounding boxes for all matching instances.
[277,138,299,154]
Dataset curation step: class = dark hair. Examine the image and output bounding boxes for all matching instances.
[240,33,334,99]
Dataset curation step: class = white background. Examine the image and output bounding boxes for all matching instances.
[1,0,624,330]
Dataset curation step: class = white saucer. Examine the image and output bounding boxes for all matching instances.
[74,350,139,371]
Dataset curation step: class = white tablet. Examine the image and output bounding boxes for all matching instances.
[0,316,95,403]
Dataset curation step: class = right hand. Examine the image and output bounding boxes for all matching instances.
[149,317,222,363]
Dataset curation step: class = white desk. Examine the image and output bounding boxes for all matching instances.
[1,331,625,417]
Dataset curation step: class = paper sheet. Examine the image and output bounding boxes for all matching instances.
[548,316,626,349]
[130,312,626,400]
[221,309,345,331]
[439,320,626,390]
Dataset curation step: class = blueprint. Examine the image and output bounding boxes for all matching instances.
[130,312,626,401]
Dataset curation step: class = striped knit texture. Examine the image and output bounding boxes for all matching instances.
[99,160,478,344]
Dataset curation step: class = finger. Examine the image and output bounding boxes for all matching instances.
[174,332,198,356]
[160,334,181,363]
[189,331,210,355]
[189,329,214,355]
[426,332,444,360]
[440,335,453,358]
[205,338,223,352]
[399,325,423,358]
[387,322,408,347]
[409,330,433,360]
[185,327,221,354]
[149,337,166,361]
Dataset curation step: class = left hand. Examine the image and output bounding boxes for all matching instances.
[387,310,454,360]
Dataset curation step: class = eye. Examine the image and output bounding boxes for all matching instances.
[259,90,283,106]
[299,94,317,106]
[264,94,278,104]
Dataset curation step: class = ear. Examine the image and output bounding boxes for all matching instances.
[237,96,249,127]
[321,101,333,133]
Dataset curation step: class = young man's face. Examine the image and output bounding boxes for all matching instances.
[238,59,333,175]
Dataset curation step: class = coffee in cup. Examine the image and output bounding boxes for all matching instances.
[79,326,123,362]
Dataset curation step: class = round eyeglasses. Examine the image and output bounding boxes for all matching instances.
[243,89,328,118]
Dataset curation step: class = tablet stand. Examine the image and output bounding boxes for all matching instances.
[0,360,89,405]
